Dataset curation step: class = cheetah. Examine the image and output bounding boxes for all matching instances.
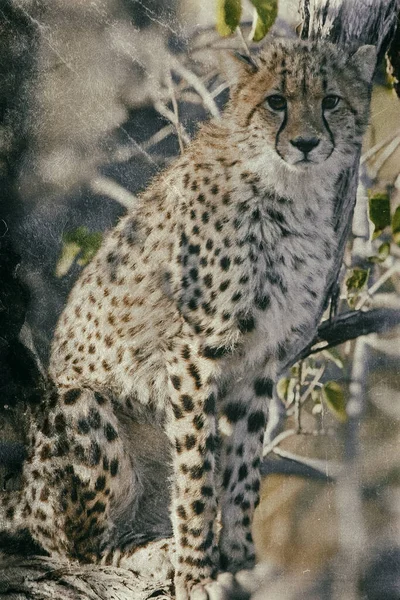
[0,40,375,599]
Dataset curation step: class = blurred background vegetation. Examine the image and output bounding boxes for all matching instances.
[0,1,399,598]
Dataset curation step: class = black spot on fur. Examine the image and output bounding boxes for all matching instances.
[110,458,119,476]
[237,313,256,334]
[247,411,266,433]
[201,486,213,498]
[177,505,187,519]
[95,476,106,492]
[188,363,202,389]
[171,375,182,391]
[254,377,273,397]
[224,402,247,423]
[94,392,107,405]
[172,403,184,419]
[190,465,204,480]
[222,468,232,489]
[188,244,200,255]
[77,419,90,435]
[181,345,191,360]
[189,267,198,281]
[220,256,231,271]
[54,413,66,433]
[193,415,204,430]
[219,281,230,293]
[88,442,101,466]
[64,389,81,405]
[104,424,118,442]
[254,294,271,310]
[203,274,213,288]
[181,394,194,412]
[88,408,101,429]
[204,393,216,414]
[238,464,248,482]
[185,435,196,450]
[192,500,205,514]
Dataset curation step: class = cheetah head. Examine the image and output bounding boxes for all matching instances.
[225,40,376,170]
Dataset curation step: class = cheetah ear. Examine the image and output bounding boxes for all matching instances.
[220,50,259,89]
[350,45,377,82]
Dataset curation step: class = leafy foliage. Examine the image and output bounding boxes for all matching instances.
[216,0,242,36]
[56,227,102,277]
[321,381,347,422]
[346,268,370,307]
[392,205,400,245]
[249,0,279,42]
[368,191,391,239]
[216,0,278,41]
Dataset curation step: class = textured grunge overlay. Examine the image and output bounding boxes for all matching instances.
[0,2,399,599]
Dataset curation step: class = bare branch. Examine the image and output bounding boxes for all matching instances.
[289,308,400,366]
[90,176,138,209]
[170,57,221,120]
[154,100,191,146]
[166,70,185,155]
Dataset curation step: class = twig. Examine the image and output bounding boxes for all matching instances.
[112,125,176,163]
[357,262,400,309]
[360,128,400,164]
[369,135,400,178]
[166,70,184,155]
[289,308,400,365]
[271,447,341,480]
[263,428,297,456]
[300,366,324,402]
[237,26,252,57]
[170,57,220,119]
[211,81,229,99]
[90,176,138,209]
[153,101,191,146]
[260,453,337,481]
[294,360,304,433]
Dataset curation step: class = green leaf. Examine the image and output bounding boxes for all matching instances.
[276,377,289,401]
[346,268,369,308]
[276,376,296,405]
[368,241,391,263]
[56,227,102,277]
[368,191,391,239]
[249,0,278,41]
[56,242,81,278]
[346,268,369,292]
[320,348,344,369]
[322,381,347,422]
[216,0,242,37]
[392,206,400,245]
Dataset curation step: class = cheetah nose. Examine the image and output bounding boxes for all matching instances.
[290,137,320,154]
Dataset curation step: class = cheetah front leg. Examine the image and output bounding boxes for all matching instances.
[218,374,274,573]
[165,347,220,600]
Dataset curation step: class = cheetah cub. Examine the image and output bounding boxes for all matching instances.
[2,40,375,599]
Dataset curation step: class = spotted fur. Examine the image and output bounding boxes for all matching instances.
[0,40,374,600]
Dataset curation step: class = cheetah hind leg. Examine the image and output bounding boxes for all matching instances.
[17,386,136,561]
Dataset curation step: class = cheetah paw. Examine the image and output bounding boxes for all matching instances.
[189,573,246,600]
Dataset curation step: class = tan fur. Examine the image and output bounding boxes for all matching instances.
[1,39,373,600]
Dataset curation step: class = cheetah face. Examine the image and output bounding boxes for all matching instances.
[229,40,375,170]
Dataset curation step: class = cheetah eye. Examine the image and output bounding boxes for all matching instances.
[322,95,340,110]
[266,95,287,111]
